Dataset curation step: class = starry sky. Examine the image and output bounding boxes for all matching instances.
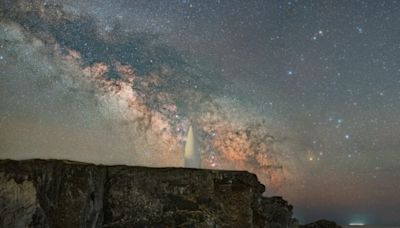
[1,0,400,225]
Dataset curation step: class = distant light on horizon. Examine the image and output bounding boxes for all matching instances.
[349,222,365,226]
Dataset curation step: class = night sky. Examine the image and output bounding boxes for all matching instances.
[1,0,400,225]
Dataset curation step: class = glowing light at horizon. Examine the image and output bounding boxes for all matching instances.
[349,222,365,226]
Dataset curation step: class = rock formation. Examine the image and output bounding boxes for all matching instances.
[300,220,341,228]
[0,159,301,227]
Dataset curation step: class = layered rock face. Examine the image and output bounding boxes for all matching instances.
[0,159,297,228]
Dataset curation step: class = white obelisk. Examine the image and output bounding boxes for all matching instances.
[184,125,201,168]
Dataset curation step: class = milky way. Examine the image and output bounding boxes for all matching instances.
[1,0,400,225]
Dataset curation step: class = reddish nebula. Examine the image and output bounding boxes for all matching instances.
[50,32,289,190]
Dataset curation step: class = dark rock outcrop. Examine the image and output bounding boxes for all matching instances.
[300,220,341,228]
[0,159,297,227]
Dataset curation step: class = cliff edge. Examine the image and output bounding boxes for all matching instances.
[0,159,339,227]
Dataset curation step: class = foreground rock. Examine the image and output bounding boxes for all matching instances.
[0,159,341,227]
[0,159,298,227]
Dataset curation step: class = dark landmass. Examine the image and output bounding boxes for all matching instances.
[300,220,342,228]
[0,159,340,227]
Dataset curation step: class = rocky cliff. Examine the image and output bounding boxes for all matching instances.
[0,159,299,228]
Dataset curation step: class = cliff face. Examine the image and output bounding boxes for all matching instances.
[0,159,296,228]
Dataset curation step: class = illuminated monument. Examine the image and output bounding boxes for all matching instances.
[184,124,201,168]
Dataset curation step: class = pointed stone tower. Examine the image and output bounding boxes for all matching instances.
[184,125,201,168]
